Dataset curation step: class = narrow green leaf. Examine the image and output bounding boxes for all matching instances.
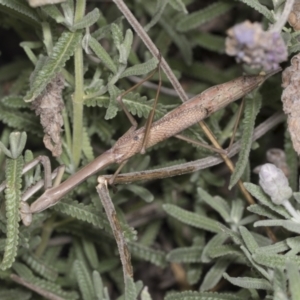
[286,236,300,254]
[82,126,94,162]
[0,141,12,158]
[144,0,169,32]
[0,106,41,136]
[254,219,300,234]
[61,0,74,26]
[229,92,261,189]
[209,244,242,259]
[0,60,31,82]
[176,2,234,32]
[247,204,283,219]
[125,185,154,203]
[41,4,65,23]
[125,275,137,300]
[0,156,23,270]
[128,242,167,267]
[167,246,203,263]
[21,254,58,281]
[53,200,106,229]
[13,262,34,279]
[160,17,192,65]
[74,260,94,300]
[105,84,119,119]
[118,29,133,65]
[253,253,300,269]
[223,273,272,290]
[25,31,82,102]
[111,23,123,49]
[82,239,99,269]
[240,245,271,280]
[10,132,27,159]
[200,258,232,291]
[244,183,290,218]
[72,8,100,31]
[201,232,228,263]
[92,17,123,41]
[169,0,188,14]
[163,204,222,233]
[192,32,225,53]
[29,55,47,86]
[165,291,244,300]
[140,286,152,300]
[15,261,79,299]
[1,96,30,109]
[219,224,243,245]
[187,265,203,285]
[287,263,300,300]
[0,0,40,26]
[92,271,108,300]
[89,36,117,74]
[0,288,31,300]
[255,240,289,255]
[273,268,287,299]
[251,231,274,247]
[289,43,300,54]
[139,220,161,246]
[239,226,258,254]
[197,188,230,222]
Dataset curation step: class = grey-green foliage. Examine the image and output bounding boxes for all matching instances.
[25,31,82,102]
[128,242,167,267]
[165,291,245,300]
[92,271,110,300]
[176,2,235,32]
[73,259,95,300]
[237,0,274,21]
[21,253,58,281]
[0,0,40,26]
[223,273,272,290]
[163,204,222,233]
[0,132,27,270]
[0,0,294,299]
[229,91,262,189]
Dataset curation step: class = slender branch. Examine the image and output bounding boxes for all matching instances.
[72,0,86,168]
[96,177,133,281]
[103,112,285,184]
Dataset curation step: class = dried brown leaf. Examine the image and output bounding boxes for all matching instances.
[31,73,65,157]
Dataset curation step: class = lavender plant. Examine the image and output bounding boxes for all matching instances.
[0,0,299,299]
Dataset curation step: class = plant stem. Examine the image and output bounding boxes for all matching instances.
[96,177,133,281]
[272,0,295,31]
[72,0,86,168]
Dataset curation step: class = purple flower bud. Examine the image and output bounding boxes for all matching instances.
[225,21,287,72]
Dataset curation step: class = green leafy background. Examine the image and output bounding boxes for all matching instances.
[0,0,298,299]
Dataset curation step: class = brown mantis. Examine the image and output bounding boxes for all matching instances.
[24,68,278,221]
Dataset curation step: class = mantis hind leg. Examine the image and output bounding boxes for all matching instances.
[109,55,162,187]
[116,54,162,154]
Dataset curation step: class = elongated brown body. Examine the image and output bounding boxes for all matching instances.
[111,74,268,163]
[30,73,270,213]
